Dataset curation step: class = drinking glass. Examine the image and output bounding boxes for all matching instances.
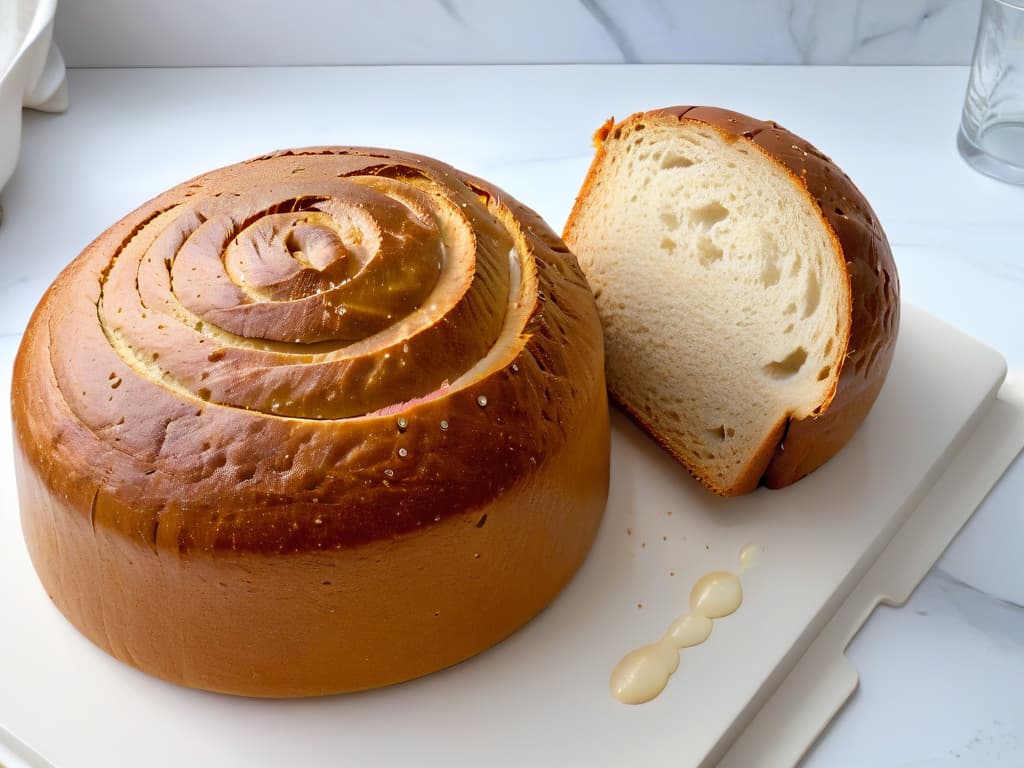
[958,0,1024,185]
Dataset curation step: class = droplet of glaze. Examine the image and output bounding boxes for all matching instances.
[739,543,761,572]
[397,416,408,432]
[689,571,743,619]
[511,363,519,373]
[665,613,713,648]
[398,447,408,457]
[477,395,488,407]
[313,517,323,525]
[440,420,449,430]
[612,544,762,705]
[610,642,679,705]
[384,468,394,477]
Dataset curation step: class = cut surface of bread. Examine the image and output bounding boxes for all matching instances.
[566,112,853,495]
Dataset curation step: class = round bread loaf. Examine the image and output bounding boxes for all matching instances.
[13,147,609,697]
[565,106,899,495]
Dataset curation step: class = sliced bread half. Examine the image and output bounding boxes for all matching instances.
[564,106,899,496]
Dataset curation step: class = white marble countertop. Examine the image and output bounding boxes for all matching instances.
[0,64,1021,766]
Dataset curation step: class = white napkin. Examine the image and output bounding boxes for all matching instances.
[0,0,68,205]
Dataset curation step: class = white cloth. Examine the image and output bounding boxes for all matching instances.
[0,0,67,202]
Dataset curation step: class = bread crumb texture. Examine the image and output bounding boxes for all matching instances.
[566,107,898,495]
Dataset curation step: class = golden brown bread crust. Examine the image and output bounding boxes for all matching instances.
[13,147,609,696]
[567,106,899,493]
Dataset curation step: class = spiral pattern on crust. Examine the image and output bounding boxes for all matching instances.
[91,150,537,419]
[15,148,603,552]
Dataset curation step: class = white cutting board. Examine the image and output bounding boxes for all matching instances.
[0,304,1020,768]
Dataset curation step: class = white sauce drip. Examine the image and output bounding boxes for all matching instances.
[610,544,761,705]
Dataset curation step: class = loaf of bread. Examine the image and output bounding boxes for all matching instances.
[13,148,609,696]
[564,107,899,496]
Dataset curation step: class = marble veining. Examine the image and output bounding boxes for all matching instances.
[586,0,980,64]
[937,569,1024,641]
[54,0,982,67]
[435,0,463,25]
[806,569,1024,766]
[579,0,639,63]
